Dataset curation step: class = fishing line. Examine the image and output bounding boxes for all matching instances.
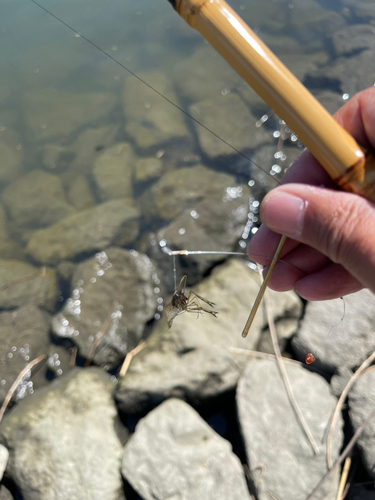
[28,0,282,184]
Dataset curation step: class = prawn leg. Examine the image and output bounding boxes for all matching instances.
[187,290,216,308]
[185,306,218,318]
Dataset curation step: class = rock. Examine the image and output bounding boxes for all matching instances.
[348,367,375,479]
[0,260,57,312]
[330,366,354,398]
[121,398,251,500]
[69,125,120,175]
[24,89,117,141]
[46,345,72,379]
[307,50,375,97]
[139,163,244,222]
[2,170,76,230]
[67,175,95,211]
[135,157,163,183]
[115,259,302,414]
[0,444,9,481]
[332,24,375,56]
[52,248,158,368]
[0,204,24,261]
[190,93,271,159]
[123,71,191,149]
[313,90,345,115]
[0,305,51,406]
[0,485,12,500]
[93,143,134,202]
[292,290,375,373]
[0,128,23,185]
[346,485,375,500]
[26,200,140,265]
[236,359,343,500]
[0,368,126,500]
[144,187,251,290]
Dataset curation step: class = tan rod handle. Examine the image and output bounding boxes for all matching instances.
[169,0,366,189]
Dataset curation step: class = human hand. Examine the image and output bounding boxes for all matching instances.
[248,87,375,300]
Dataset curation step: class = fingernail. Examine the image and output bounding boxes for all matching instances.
[261,192,306,237]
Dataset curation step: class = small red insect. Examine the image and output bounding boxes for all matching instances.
[305,353,315,365]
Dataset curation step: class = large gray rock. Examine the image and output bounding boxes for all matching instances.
[292,290,375,373]
[0,305,51,406]
[237,359,343,500]
[52,248,157,368]
[123,71,191,149]
[0,204,24,261]
[121,398,251,500]
[115,259,301,414]
[0,260,57,312]
[2,170,76,230]
[66,175,95,211]
[0,368,126,500]
[93,143,134,202]
[190,93,271,159]
[139,163,245,222]
[348,367,375,479]
[26,200,140,265]
[24,89,116,141]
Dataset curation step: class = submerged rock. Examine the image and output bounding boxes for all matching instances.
[2,170,76,230]
[52,248,158,368]
[93,143,134,202]
[0,260,57,312]
[0,305,51,406]
[292,289,375,373]
[67,175,95,211]
[236,359,343,500]
[0,128,23,186]
[0,204,24,261]
[115,259,301,414]
[122,398,251,500]
[348,367,375,479]
[331,24,375,57]
[26,200,140,265]
[0,368,126,500]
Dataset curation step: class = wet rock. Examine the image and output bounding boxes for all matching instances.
[0,305,50,406]
[135,157,163,183]
[307,50,375,96]
[190,93,271,159]
[93,143,134,202]
[67,175,95,211]
[292,290,375,373]
[123,71,191,149]
[52,248,158,368]
[237,359,343,500]
[139,163,243,222]
[69,125,120,175]
[0,485,12,500]
[0,204,24,261]
[289,0,346,43]
[46,345,72,379]
[115,259,302,414]
[342,1,375,22]
[2,170,76,230]
[174,46,243,102]
[348,367,375,479]
[26,200,140,265]
[0,260,57,312]
[0,128,23,185]
[56,261,76,282]
[0,444,9,480]
[0,368,126,500]
[332,24,375,56]
[121,398,251,500]
[24,88,117,141]
[145,187,250,289]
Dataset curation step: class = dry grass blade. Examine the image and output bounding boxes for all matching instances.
[306,406,375,500]
[261,267,319,455]
[336,454,351,500]
[119,340,147,378]
[85,300,119,367]
[0,266,46,292]
[230,347,303,367]
[327,350,375,467]
[70,346,78,367]
[0,354,47,424]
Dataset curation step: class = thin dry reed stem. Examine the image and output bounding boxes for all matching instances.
[0,267,46,292]
[119,340,147,378]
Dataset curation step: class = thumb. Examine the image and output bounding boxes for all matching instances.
[259,184,375,293]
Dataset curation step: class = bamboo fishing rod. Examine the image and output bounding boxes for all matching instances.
[166,0,375,338]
